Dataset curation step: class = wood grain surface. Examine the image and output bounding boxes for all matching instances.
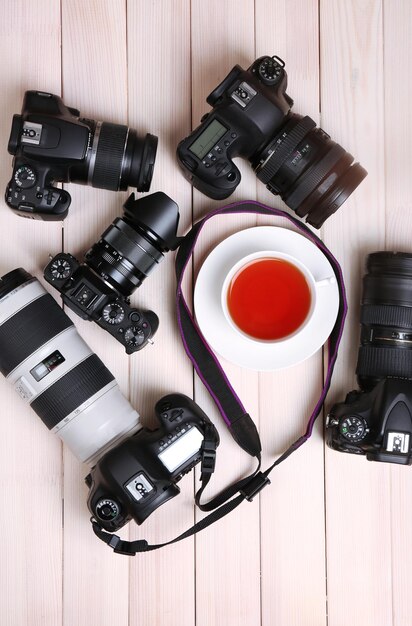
[0,1,411,625]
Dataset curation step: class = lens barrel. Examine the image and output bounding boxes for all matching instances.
[357,252,412,390]
[87,122,158,193]
[0,271,140,464]
[254,114,367,228]
[85,192,180,298]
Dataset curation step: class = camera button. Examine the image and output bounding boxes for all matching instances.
[130,311,141,323]
[231,132,237,138]
[224,140,230,146]
[215,161,229,176]
[227,171,236,182]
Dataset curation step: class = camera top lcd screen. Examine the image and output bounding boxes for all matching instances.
[158,426,203,472]
[189,119,228,159]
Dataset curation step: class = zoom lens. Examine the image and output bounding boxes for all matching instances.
[80,121,158,193]
[254,114,367,228]
[0,270,141,464]
[85,192,181,297]
[356,252,412,390]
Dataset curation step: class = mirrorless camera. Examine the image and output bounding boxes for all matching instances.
[327,252,412,464]
[177,55,367,228]
[0,268,219,529]
[6,90,158,220]
[44,192,181,353]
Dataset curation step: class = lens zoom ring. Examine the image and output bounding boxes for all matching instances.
[361,304,412,329]
[0,295,73,376]
[356,345,412,380]
[31,354,114,430]
[257,116,316,184]
[92,122,128,191]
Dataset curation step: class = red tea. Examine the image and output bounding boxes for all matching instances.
[227,258,312,340]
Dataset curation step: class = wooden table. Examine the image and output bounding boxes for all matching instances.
[1,1,411,625]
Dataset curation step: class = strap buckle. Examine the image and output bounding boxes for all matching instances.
[239,472,271,502]
[201,438,217,475]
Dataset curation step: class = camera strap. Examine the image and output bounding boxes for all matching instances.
[92,200,347,555]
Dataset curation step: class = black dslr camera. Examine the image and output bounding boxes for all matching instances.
[177,55,367,228]
[327,252,412,465]
[6,90,158,220]
[86,393,219,531]
[44,192,181,353]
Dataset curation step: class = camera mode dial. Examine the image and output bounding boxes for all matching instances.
[257,56,284,85]
[14,165,36,189]
[50,257,72,280]
[95,498,121,522]
[102,303,125,325]
[339,416,368,443]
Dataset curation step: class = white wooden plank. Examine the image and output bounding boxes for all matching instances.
[255,2,327,623]
[321,2,391,625]
[126,2,196,626]
[383,2,412,624]
[0,3,63,626]
[61,2,130,625]
[190,2,262,625]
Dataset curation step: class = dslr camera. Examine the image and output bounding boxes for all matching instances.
[6,90,158,220]
[327,252,412,465]
[177,55,367,228]
[0,268,219,531]
[44,192,181,353]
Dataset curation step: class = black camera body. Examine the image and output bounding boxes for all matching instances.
[6,90,157,220]
[326,380,412,464]
[44,252,158,353]
[178,56,292,200]
[177,55,366,228]
[86,393,220,530]
[44,192,181,353]
[327,252,412,465]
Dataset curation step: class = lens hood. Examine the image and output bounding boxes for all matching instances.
[123,192,181,251]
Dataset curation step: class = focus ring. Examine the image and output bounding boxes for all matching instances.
[31,354,115,430]
[256,116,316,184]
[92,122,128,191]
[356,345,412,380]
[286,144,346,210]
[361,304,412,329]
[0,295,73,376]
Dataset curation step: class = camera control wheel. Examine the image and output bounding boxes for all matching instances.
[49,257,72,280]
[124,325,145,348]
[14,165,37,189]
[95,498,121,522]
[339,416,368,442]
[102,303,125,325]
[257,56,284,85]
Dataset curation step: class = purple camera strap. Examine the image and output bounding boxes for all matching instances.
[92,200,347,555]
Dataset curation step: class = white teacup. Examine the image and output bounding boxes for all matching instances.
[221,251,332,344]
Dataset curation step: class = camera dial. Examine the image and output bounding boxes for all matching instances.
[257,56,285,85]
[14,164,36,189]
[50,257,72,280]
[95,498,121,522]
[102,303,125,325]
[339,416,368,442]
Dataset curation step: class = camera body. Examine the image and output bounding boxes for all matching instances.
[326,252,412,465]
[44,192,181,353]
[326,380,412,464]
[86,393,220,530]
[177,56,292,200]
[6,90,157,220]
[177,55,366,228]
[44,252,158,353]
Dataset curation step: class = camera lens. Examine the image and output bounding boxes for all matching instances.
[356,252,412,390]
[85,192,180,297]
[83,122,158,193]
[0,270,141,464]
[253,114,367,228]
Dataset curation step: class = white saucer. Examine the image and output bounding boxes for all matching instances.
[194,226,340,371]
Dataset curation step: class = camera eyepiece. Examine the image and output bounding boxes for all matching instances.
[357,252,412,390]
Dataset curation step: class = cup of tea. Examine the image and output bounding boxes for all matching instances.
[221,251,326,343]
